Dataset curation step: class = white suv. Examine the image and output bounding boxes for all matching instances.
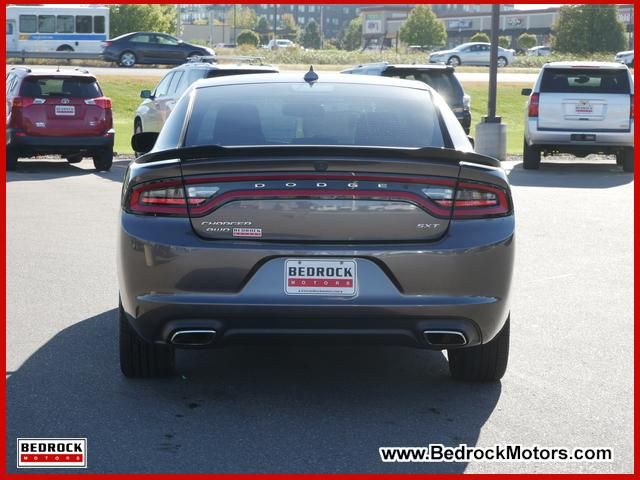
[522,62,634,172]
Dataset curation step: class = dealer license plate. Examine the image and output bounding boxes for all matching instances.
[55,105,75,116]
[285,259,357,296]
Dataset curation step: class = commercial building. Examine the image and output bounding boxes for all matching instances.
[360,4,634,50]
[178,4,363,42]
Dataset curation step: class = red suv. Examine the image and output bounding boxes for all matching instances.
[5,67,114,171]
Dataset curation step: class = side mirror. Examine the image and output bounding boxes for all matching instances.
[131,132,159,156]
[140,89,152,99]
[521,88,532,96]
[467,136,475,148]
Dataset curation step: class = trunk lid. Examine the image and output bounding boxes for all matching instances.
[537,67,632,131]
[171,146,496,243]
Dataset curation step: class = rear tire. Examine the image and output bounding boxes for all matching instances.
[448,317,510,382]
[522,138,541,170]
[447,56,461,67]
[133,119,143,157]
[119,51,136,67]
[119,301,174,378]
[6,148,18,171]
[618,147,634,173]
[92,150,113,171]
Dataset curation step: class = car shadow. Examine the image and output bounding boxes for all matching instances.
[507,159,634,189]
[6,158,132,183]
[7,309,502,474]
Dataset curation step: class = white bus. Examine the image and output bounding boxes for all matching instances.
[6,5,109,54]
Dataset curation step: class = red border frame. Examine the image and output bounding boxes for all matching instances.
[2,1,637,478]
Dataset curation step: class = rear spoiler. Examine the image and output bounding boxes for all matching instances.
[137,145,501,168]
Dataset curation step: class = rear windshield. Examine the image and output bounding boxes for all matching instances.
[540,68,630,94]
[383,69,463,104]
[20,76,102,98]
[184,82,445,148]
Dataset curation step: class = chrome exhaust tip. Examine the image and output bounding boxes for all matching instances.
[423,330,467,347]
[170,329,217,346]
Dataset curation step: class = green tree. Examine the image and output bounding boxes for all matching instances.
[236,30,259,47]
[498,36,510,49]
[552,4,625,54]
[109,5,176,37]
[255,16,271,45]
[225,6,257,30]
[399,5,446,47]
[299,20,321,49]
[470,32,490,43]
[339,16,362,51]
[279,13,299,39]
[517,32,538,51]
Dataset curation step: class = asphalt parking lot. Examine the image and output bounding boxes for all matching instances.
[6,154,633,473]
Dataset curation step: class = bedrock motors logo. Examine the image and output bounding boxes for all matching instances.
[17,438,87,468]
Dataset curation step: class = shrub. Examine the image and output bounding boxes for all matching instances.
[470,32,490,43]
[236,30,259,48]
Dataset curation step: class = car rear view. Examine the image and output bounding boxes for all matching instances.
[118,74,515,382]
[6,69,114,171]
[523,62,634,171]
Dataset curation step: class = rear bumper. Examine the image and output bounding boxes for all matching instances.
[102,50,120,62]
[525,120,634,151]
[118,213,515,349]
[7,129,114,154]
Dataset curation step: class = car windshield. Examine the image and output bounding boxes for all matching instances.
[540,68,630,94]
[184,82,445,148]
[383,69,463,105]
[20,76,101,98]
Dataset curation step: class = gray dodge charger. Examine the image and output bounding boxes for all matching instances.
[119,71,515,381]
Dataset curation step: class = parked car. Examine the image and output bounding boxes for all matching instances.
[429,42,515,67]
[527,45,551,56]
[5,67,114,171]
[121,72,515,381]
[266,39,296,50]
[522,62,634,171]
[341,62,472,134]
[133,60,279,148]
[101,32,214,67]
[614,50,634,68]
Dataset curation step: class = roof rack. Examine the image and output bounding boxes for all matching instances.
[10,66,32,73]
[74,67,90,74]
[186,54,268,66]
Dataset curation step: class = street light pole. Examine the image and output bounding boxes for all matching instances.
[474,3,507,161]
[487,3,500,121]
[273,4,278,41]
[233,4,237,44]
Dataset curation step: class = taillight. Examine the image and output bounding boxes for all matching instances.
[84,97,112,109]
[528,93,539,117]
[630,95,634,119]
[127,180,219,215]
[11,96,36,109]
[422,181,510,219]
[127,176,510,219]
[100,41,112,48]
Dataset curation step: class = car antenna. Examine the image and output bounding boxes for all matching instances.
[304,65,318,83]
